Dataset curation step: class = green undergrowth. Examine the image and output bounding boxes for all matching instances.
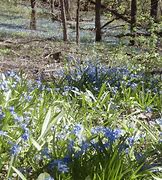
[0,59,162,179]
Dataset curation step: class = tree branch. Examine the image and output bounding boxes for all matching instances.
[88,0,131,23]
[100,18,119,29]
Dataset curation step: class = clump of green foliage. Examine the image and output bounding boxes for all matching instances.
[0,57,162,180]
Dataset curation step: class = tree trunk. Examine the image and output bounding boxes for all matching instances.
[31,0,36,9]
[95,0,101,41]
[50,0,55,21]
[83,0,89,11]
[60,0,68,41]
[76,0,80,44]
[89,0,131,24]
[150,0,159,21]
[54,0,60,7]
[64,0,71,20]
[130,0,137,45]
[30,9,36,30]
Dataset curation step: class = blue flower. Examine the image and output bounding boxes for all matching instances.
[0,110,5,120]
[62,156,71,163]
[24,95,32,102]
[68,140,75,152]
[41,147,51,159]
[5,70,16,77]
[57,161,69,173]
[11,144,21,155]
[80,141,90,153]
[134,152,145,162]
[13,114,23,123]
[9,106,15,115]
[130,82,137,90]
[21,123,29,131]
[146,107,152,113]
[85,64,97,82]
[64,86,72,92]
[72,124,83,135]
[21,132,29,141]
[48,160,69,173]
[48,160,56,169]
[104,128,123,142]
[72,124,85,142]
[46,87,51,92]
[0,130,7,136]
[91,126,105,134]
[127,137,134,147]
[119,143,129,153]
[0,81,8,91]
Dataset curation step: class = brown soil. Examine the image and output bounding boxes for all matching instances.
[0,37,81,80]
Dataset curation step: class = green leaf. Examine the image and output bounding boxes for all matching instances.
[85,175,91,180]
[86,89,96,102]
[152,175,162,180]
[30,137,42,151]
[38,107,52,141]
[37,172,53,180]
[4,90,11,107]
[136,118,157,141]
[98,83,106,100]
[12,166,27,180]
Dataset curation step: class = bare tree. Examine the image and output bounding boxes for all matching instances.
[83,0,89,11]
[60,0,68,41]
[54,0,60,7]
[150,0,159,21]
[95,0,102,41]
[30,9,36,30]
[64,0,72,20]
[30,0,36,29]
[76,0,80,44]
[130,0,137,45]
[50,0,55,21]
[31,0,36,9]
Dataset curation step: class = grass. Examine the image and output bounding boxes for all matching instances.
[0,58,162,180]
[0,48,11,55]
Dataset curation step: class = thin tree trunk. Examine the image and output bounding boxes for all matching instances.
[64,0,71,20]
[54,0,60,7]
[50,0,55,21]
[76,0,80,44]
[150,0,159,21]
[89,0,137,25]
[130,0,137,45]
[30,9,36,30]
[83,0,89,11]
[60,0,68,41]
[95,0,101,41]
[31,0,36,9]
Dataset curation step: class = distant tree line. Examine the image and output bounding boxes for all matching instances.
[29,0,161,43]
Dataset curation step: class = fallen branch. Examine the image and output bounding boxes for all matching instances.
[114,32,150,38]
[100,18,119,29]
[105,24,125,30]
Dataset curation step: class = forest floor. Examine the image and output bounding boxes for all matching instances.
[0,0,124,79]
[0,3,82,78]
[0,1,106,79]
[0,37,81,79]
